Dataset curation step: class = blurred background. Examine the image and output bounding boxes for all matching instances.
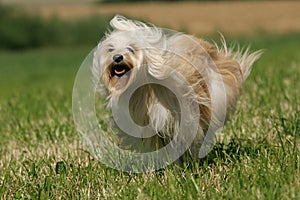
[1,0,300,50]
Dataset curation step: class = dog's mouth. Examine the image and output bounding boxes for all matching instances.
[111,64,131,77]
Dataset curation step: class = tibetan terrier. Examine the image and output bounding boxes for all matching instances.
[93,15,263,160]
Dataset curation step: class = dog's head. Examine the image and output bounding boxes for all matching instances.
[95,31,144,93]
[93,15,165,94]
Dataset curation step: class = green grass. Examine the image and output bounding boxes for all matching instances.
[0,33,299,199]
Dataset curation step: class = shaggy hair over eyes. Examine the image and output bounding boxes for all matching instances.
[93,15,263,160]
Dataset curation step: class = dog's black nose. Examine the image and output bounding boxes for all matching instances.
[113,54,123,64]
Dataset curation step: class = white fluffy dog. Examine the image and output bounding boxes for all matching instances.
[93,15,263,160]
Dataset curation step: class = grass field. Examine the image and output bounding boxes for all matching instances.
[0,32,299,199]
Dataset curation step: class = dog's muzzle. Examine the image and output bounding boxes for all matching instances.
[111,54,131,77]
[113,54,123,64]
[112,64,131,77]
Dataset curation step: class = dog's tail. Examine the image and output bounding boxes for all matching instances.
[217,35,264,82]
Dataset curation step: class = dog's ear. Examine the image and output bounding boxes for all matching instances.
[92,50,100,79]
[110,15,164,46]
[110,15,148,32]
[145,48,173,80]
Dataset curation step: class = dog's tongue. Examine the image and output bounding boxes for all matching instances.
[114,69,126,75]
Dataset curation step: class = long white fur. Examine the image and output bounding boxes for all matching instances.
[93,15,263,159]
[216,34,264,82]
